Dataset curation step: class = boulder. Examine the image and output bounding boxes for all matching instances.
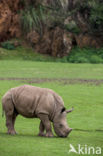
[0,3,12,41]
[9,14,21,38]
[27,31,40,45]
[27,27,72,57]
[75,34,103,48]
[0,0,21,41]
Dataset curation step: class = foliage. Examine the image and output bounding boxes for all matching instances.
[0,45,58,61]
[64,22,81,34]
[0,44,103,64]
[67,47,103,63]
[20,0,71,35]
[69,0,103,35]
[89,0,103,34]
[19,0,103,36]
[1,41,15,50]
[20,6,45,35]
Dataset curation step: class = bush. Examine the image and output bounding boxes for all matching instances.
[1,41,15,50]
[65,22,81,34]
[69,0,103,35]
[20,6,44,35]
[67,47,103,64]
[89,55,103,64]
[68,55,89,63]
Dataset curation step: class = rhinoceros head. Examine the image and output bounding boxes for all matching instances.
[53,107,73,137]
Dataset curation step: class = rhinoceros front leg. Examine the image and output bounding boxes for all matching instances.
[38,114,53,137]
[38,121,45,136]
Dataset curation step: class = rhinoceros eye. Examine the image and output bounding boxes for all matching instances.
[61,107,66,113]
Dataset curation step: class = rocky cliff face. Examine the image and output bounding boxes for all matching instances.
[0,0,73,57]
[27,27,73,57]
[0,0,21,41]
[75,34,103,48]
[0,0,103,57]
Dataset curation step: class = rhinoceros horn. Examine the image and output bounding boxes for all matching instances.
[66,107,74,113]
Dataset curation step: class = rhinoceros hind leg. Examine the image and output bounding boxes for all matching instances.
[2,92,17,135]
[38,114,54,137]
[6,111,18,135]
[6,114,17,135]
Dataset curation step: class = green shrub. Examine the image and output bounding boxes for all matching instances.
[0,41,103,64]
[67,47,103,64]
[20,6,45,35]
[68,55,89,63]
[89,55,103,64]
[1,41,15,50]
[65,22,81,34]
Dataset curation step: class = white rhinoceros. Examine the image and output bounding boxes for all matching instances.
[2,85,73,137]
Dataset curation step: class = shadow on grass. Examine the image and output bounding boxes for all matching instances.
[0,132,58,139]
[73,128,103,132]
[0,128,103,140]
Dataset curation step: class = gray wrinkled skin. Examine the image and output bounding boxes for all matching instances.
[2,85,73,137]
[53,111,72,137]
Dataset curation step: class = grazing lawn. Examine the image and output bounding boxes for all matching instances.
[0,60,103,156]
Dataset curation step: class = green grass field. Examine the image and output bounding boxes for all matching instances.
[0,60,103,156]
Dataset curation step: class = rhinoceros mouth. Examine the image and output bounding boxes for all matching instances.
[57,132,68,138]
[58,128,72,137]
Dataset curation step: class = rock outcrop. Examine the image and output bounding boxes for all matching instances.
[0,0,21,41]
[27,27,73,57]
[75,34,103,48]
[0,0,103,57]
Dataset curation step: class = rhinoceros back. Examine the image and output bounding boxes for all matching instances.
[2,85,64,119]
[10,85,56,118]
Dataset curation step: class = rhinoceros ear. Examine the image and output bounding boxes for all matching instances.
[61,107,66,113]
[66,107,74,113]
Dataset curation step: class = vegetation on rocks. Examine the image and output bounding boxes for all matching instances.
[0,41,103,63]
[19,0,103,35]
[16,0,103,58]
[0,0,103,60]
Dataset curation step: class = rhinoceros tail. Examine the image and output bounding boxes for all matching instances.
[2,106,4,117]
[1,96,4,117]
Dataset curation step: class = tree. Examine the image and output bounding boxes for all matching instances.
[20,0,103,36]
[67,0,103,35]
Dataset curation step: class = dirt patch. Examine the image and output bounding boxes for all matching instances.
[74,128,103,132]
[0,77,103,85]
